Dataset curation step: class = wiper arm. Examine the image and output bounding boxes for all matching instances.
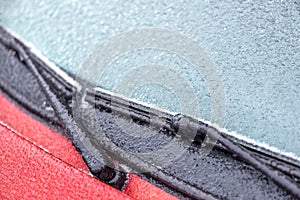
[0,27,220,200]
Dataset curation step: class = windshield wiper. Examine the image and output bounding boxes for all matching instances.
[1,25,300,199]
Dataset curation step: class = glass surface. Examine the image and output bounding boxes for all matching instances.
[1,0,299,157]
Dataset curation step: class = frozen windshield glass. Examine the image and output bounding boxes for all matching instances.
[1,0,299,159]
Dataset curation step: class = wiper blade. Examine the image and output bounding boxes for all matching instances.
[1,25,300,199]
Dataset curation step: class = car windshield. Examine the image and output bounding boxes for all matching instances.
[1,0,299,160]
